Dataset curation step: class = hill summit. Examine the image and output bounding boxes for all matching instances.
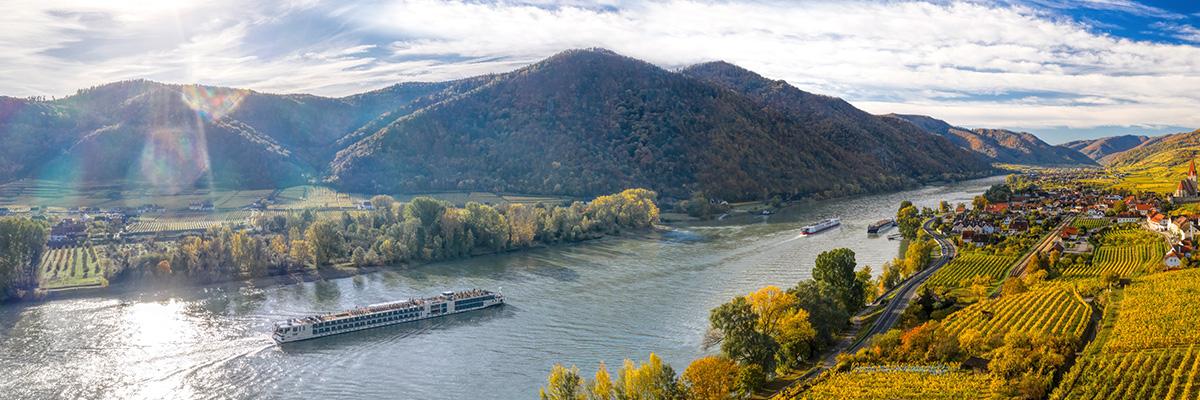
[0,49,998,201]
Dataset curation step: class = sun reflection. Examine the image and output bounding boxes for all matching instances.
[137,126,211,194]
[115,299,200,399]
[180,85,248,121]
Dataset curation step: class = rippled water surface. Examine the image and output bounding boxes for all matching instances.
[0,176,1002,399]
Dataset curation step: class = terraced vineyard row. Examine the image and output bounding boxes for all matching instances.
[1063,243,1166,279]
[36,246,107,288]
[1052,346,1200,400]
[941,288,1092,340]
[271,186,358,209]
[1104,269,1200,352]
[923,254,1017,288]
[1072,217,1111,230]
[800,366,993,400]
[125,211,254,234]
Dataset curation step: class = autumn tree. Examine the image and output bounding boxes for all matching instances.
[774,309,818,373]
[681,356,738,400]
[587,362,614,400]
[305,219,343,267]
[541,364,585,400]
[614,353,681,400]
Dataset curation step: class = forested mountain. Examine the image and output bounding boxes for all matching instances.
[1105,129,1200,172]
[680,61,991,184]
[1061,134,1152,164]
[0,49,999,200]
[329,49,996,200]
[884,114,1096,166]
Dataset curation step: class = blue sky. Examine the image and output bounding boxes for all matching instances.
[3,0,1200,143]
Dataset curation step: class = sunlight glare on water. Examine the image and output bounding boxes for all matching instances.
[0,176,1002,399]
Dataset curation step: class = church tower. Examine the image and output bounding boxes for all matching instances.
[1190,159,1197,185]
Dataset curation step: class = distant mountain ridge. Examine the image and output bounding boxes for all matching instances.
[1061,134,1152,164]
[883,114,1096,166]
[0,49,997,201]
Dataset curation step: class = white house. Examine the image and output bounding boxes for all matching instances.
[1164,249,1183,269]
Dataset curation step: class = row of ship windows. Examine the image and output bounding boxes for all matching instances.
[315,314,420,334]
[455,301,485,310]
[317,312,421,329]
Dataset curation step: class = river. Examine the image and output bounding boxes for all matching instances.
[0,176,1002,399]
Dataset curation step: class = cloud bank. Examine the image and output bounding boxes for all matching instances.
[3,0,1199,140]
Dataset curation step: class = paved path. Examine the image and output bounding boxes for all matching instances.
[1008,216,1074,279]
[772,218,957,398]
[847,218,955,353]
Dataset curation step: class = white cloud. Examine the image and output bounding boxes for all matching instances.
[1,0,1199,135]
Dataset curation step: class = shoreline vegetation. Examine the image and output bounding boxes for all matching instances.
[0,188,661,303]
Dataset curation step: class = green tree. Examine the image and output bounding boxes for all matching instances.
[709,296,777,371]
[405,197,448,229]
[305,219,344,267]
[733,364,765,397]
[464,202,509,252]
[0,218,48,298]
[813,248,864,313]
[896,204,921,240]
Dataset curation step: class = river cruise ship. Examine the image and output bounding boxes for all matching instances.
[272,289,504,343]
[801,218,840,235]
[867,218,896,235]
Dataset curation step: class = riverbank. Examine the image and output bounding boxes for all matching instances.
[4,227,668,304]
[0,174,1006,400]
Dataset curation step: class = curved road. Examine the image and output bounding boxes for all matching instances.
[776,218,958,397]
[848,217,956,352]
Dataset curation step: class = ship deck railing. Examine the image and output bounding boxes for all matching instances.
[281,289,496,325]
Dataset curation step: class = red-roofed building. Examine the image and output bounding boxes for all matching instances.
[986,203,1009,213]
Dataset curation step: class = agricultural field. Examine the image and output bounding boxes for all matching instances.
[125,211,256,235]
[388,191,574,207]
[1104,269,1200,352]
[271,186,360,209]
[1063,228,1167,279]
[1051,269,1200,399]
[940,288,1092,340]
[797,365,992,400]
[1052,345,1200,400]
[37,245,109,289]
[1072,217,1111,230]
[923,254,1017,289]
[0,178,274,210]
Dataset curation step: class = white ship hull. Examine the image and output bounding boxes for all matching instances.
[272,290,504,343]
[801,218,841,235]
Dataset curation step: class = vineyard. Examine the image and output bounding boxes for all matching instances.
[798,366,992,399]
[271,186,359,209]
[36,245,108,289]
[1104,269,1200,352]
[1052,345,1200,399]
[923,254,1017,288]
[1050,269,1200,399]
[1072,217,1111,230]
[1063,242,1166,279]
[125,211,255,235]
[940,288,1092,340]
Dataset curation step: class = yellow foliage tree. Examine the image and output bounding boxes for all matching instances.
[615,353,679,400]
[746,285,797,336]
[681,356,738,400]
[540,364,585,400]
